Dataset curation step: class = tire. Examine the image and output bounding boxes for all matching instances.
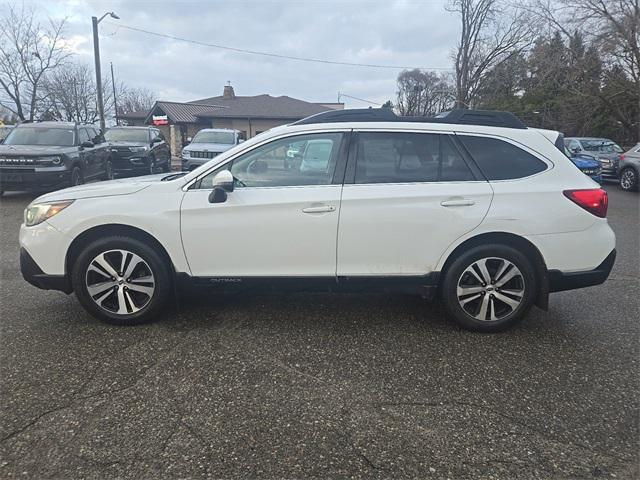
[102,159,114,181]
[71,236,172,326]
[70,166,83,186]
[619,167,639,191]
[441,244,537,332]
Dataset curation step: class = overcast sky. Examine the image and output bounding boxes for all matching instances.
[33,0,458,108]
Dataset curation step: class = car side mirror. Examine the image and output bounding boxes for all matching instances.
[209,187,227,204]
[152,137,162,144]
[81,141,94,148]
[571,147,580,153]
[238,139,245,144]
[212,169,234,192]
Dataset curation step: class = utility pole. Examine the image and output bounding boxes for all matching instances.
[110,62,118,126]
[91,16,105,131]
[91,12,119,131]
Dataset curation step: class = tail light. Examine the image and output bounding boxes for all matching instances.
[563,189,608,218]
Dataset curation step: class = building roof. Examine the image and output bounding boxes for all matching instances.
[189,94,334,120]
[118,110,148,120]
[143,101,226,124]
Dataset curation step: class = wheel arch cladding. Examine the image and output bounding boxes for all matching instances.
[65,224,174,279]
[440,231,550,311]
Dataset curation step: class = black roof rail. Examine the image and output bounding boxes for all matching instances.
[293,108,527,129]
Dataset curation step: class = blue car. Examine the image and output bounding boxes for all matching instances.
[565,147,602,183]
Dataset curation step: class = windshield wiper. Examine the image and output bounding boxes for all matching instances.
[161,172,187,181]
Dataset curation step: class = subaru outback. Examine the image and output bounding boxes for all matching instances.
[19,109,615,332]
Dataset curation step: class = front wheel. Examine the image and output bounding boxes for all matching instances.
[71,236,172,325]
[620,167,638,191]
[102,159,114,180]
[441,245,537,332]
[70,166,84,186]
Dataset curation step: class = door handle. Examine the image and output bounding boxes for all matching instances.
[440,198,475,207]
[302,205,336,214]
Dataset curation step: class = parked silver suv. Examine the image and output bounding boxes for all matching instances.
[181,128,244,170]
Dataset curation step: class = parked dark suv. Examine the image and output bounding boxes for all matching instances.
[105,126,171,176]
[0,122,112,194]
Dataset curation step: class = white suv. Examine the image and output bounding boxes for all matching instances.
[19,109,616,332]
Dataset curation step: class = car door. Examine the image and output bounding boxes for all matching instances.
[151,129,170,165]
[336,130,493,277]
[180,131,348,277]
[90,128,109,173]
[77,128,98,178]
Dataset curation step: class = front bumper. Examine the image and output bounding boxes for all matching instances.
[112,155,150,173]
[549,249,616,292]
[20,247,71,293]
[0,167,71,191]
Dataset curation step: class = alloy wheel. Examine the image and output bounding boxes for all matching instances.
[85,249,155,315]
[620,169,636,190]
[456,257,525,321]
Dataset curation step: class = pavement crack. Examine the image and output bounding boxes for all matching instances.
[0,331,192,445]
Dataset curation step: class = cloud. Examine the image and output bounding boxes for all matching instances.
[27,0,459,107]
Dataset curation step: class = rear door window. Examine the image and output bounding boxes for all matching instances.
[353,132,475,184]
[458,135,547,180]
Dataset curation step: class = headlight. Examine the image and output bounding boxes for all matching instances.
[129,146,148,152]
[38,156,62,165]
[182,150,190,157]
[24,200,74,227]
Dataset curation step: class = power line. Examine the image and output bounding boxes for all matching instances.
[337,92,383,106]
[106,22,454,72]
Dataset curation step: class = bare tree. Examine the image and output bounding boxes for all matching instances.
[448,0,532,109]
[117,87,156,115]
[0,3,70,121]
[396,69,455,116]
[41,63,102,123]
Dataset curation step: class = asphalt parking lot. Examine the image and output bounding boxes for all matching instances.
[0,186,638,479]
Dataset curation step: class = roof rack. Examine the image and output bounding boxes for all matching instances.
[293,108,527,129]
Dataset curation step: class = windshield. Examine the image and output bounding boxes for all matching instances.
[4,127,75,146]
[192,131,235,144]
[581,140,623,153]
[105,129,149,143]
[0,127,13,140]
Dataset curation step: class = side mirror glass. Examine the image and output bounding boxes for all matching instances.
[209,187,227,204]
[81,141,94,148]
[212,169,234,192]
[152,137,162,144]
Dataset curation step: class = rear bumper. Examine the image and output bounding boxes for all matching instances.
[0,167,71,191]
[549,249,616,292]
[20,248,71,293]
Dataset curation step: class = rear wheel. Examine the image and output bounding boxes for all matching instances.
[620,167,638,191]
[441,244,537,332]
[71,236,171,325]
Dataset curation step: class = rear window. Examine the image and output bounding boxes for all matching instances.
[458,135,547,180]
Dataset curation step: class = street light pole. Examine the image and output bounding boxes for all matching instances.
[91,12,119,131]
